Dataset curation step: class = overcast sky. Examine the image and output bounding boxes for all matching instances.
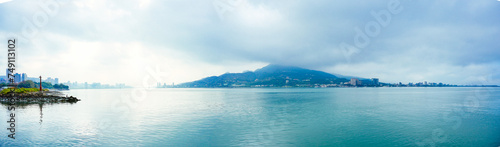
[0,0,499,86]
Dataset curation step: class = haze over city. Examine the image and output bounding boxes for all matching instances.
[0,0,499,87]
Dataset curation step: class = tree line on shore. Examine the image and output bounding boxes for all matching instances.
[0,80,69,90]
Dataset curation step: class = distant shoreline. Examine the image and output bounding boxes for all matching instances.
[162,86,499,89]
[169,65,499,89]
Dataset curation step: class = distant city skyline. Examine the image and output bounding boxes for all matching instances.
[0,70,128,89]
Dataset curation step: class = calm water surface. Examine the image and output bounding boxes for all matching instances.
[1,87,499,146]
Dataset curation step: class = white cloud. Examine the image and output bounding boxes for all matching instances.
[230,1,284,28]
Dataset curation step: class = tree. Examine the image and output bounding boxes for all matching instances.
[34,82,53,89]
[42,82,53,89]
[53,84,69,90]
[17,80,36,88]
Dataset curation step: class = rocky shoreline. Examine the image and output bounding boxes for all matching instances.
[0,91,80,104]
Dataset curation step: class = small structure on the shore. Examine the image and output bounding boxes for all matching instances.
[39,76,42,91]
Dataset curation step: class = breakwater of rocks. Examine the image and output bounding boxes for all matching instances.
[0,91,80,104]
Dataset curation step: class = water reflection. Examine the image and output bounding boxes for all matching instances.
[39,103,43,125]
[0,102,78,128]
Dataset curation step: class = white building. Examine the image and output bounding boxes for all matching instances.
[350,78,360,86]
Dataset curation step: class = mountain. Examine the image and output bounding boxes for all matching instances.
[175,64,354,88]
[331,73,369,81]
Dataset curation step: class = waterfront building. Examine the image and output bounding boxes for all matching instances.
[350,78,360,86]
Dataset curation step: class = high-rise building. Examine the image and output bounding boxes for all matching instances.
[5,69,10,83]
[14,73,21,83]
[21,73,27,82]
[45,77,54,84]
[5,69,11,79]
[55,78,59,84]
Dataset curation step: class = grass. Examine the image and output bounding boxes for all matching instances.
[1,88,48,95]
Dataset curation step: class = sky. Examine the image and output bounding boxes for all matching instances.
[0,0,499,87]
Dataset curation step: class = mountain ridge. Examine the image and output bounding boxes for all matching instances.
[175,64,370,88]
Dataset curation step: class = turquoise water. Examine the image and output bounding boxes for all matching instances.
[1,87,499,146]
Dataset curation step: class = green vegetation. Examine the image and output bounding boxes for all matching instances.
[1,88,48,94]
[175,64,350,88]
[17,80,35,88]
[0,80,69,95]
[39,82,53,89]
[1,80,69,90]
[53,84,69,89]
